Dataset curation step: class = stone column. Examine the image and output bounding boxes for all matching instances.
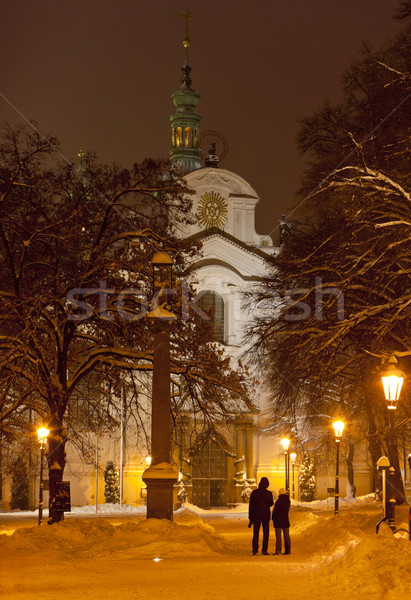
[142,325,178,520]
[245,425,254,480]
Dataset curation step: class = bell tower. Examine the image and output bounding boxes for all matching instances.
[169,11,202,174]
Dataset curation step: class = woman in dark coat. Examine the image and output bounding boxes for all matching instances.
[272,488,291,554]
[248,477,274,555]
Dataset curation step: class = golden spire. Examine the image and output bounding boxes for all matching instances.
[181,9,192,59]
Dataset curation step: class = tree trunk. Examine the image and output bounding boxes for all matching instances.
[390,433,406,505]
[345,442,356,498]
[47,414,67,524]
[364,397,383,493]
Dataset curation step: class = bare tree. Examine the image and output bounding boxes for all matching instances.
[246,12,410,501]
[0,124,252,522]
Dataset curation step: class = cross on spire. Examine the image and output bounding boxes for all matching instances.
[181,9,192,59]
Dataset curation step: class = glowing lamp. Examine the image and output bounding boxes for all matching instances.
[290,452,297,464]
[381,356,404,410]
[333,421,344,441]
[37,427,49,449]
[280,438,290,452]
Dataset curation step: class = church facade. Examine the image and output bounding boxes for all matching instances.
[164,41,375,506]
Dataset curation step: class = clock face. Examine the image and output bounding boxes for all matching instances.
[197,191,228,229]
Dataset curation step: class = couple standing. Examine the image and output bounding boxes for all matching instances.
[248,477,291,556]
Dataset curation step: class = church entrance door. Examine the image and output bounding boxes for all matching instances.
[191,438,227,508]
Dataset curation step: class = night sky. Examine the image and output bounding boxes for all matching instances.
[1,0,402,240]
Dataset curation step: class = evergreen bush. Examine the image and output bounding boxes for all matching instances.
[103,461,120,504]
[298,453,316,501]
[11,461,29,510]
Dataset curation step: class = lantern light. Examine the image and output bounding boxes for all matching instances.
[333,421,344,441]
[37,427,49,449]
[381,356,404,409]
[280,438,290,452]
[290,452,297,464]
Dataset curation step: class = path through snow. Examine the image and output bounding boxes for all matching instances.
[0,500,410,600]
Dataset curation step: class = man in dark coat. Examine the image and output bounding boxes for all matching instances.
[272,488,291,554]
[248,477,274,555]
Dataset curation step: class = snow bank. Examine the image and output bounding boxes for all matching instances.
[311,522,411,600]
[292,493,377,511]
[0,509,227,558]
[179,502,248,517]
[289,505,385,564]
[72,502,146,515]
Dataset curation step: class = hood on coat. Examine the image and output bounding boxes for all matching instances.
[258,477,270,489]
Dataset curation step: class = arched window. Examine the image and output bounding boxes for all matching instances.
[193,129,199,148]
[176,127,183,148]
[197,290,225,343]
[185,127,192,147]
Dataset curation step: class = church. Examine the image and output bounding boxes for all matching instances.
[166,36,278,507]
[4,23,374,513]
[62,22,375,511]
[161,22,376,507]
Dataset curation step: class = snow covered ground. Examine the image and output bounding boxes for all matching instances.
[0,497,410,600]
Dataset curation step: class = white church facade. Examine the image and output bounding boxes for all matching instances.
[62,29,374,510]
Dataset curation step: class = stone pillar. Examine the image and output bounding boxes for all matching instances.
[142,325,178,520]
[143,464,178,520]
[236,426,245,460]
[245,426,254,480]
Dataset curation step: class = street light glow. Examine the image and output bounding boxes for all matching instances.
[333,421,344,440]
[290,452,297,464]
[36,427,49,525]
[381,356,404,409]
[37,427,49,448]
[280,438,290,451]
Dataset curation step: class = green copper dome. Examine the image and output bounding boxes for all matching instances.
[169,58,202,174]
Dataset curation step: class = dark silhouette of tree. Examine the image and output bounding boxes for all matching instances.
[0,124,252,522]
[247,9,410,502]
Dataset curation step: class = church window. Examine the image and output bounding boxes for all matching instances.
[197,290,225,343]
[193,129,199,148]
[185,127,192,147]
[176,127,183,148]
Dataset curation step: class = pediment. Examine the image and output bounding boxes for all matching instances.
[185,167,259,199]
[189,232,270,279]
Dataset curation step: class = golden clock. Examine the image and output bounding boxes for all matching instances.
[198,191,228,229]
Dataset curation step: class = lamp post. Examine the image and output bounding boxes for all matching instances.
[290,452,297,500]
[381,355,404,529]
[37,427,49,526]
[142,252,178,520]
[280,438,290,492]
[332,421,344,515]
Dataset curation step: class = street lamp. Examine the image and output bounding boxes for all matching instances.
[332,420,344,515]
[280,438,290,492]
[381,355,404,410]
[142,252,178,520]
[37,427,49,525]
[381,355,405,528]
[290,452,297,500]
